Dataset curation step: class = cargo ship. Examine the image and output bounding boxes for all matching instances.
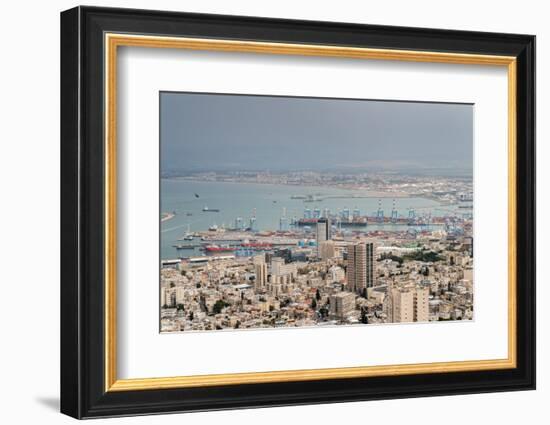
[292,217,368,227]
[241,242,273,249]
[172,245,195,250]
[203,244,235,253]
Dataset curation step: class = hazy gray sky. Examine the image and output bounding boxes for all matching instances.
[160,92,473,173]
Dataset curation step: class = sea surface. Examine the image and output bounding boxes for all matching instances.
[160,179,463,259]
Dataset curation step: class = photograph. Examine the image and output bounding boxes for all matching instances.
[159,92,474,332]
[56,4,536,419]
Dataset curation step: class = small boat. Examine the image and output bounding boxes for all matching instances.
[303,194,322,202]
[183,226,194,239]
[202,205,220,212]
[194,193,200,198]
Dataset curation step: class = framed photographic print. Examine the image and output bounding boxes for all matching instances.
[60,6,535,419]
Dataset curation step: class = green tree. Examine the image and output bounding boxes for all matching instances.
[212,300,227,314]
[316,289,321,301]
[176,303,184,311]
[404,250,444,263]
[378,253,404,265]
[311,299,317,309]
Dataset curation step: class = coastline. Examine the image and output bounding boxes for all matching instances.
[162,177,415,199]
[161,212,175,222]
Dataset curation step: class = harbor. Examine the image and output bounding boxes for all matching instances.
[161,179,472,260]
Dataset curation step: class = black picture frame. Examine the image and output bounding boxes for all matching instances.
[61,5,535,419]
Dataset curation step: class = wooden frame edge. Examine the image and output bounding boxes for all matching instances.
[104,33,518,393]
[108,358,516,391]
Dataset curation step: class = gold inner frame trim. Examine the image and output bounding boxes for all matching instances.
[104,33,518,392]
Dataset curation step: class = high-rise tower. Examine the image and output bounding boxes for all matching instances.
[253,255,267,291]
[346,241,375,293]
[316,218,331,257]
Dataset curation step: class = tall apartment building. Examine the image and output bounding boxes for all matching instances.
[161,286,186,308]
[316,218,331,255]
[329,292,356,320]
[346,241,375,293]
[318,240,336,260]
[414,286,430,322]
[270,257,297,282]
[391,288,414,323]
[253,254,267,291]
[391,286,430,323]
[270,257,285,276]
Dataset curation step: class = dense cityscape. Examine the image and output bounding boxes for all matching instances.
[160,93,474,333]
[160,171,473,333]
